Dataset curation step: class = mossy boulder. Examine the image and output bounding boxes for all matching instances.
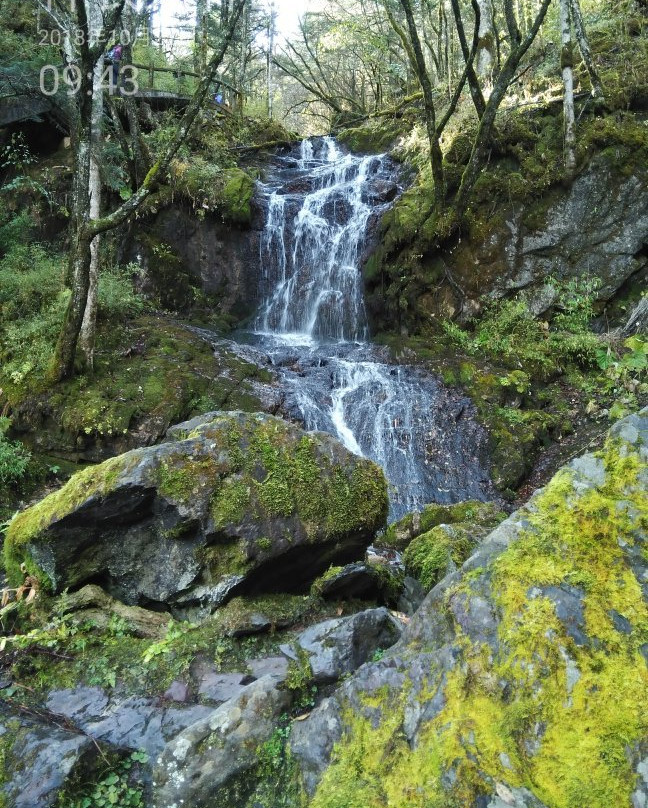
[337,119,408,155]
[378,499,505,551]
[4,412,388,615]
[291,408,648,808]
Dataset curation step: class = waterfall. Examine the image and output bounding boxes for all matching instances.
[249,138,492,520]
[257,136,374,343]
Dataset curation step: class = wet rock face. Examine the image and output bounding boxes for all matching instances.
[4,411,388,616]
[0,705,99,808]
[290,409,648,807]
[450,157,648,317]
[133,203,262,318]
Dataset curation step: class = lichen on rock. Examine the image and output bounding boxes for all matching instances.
[293,409,648,808]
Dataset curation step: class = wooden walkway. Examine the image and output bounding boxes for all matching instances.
[0,63,241,129]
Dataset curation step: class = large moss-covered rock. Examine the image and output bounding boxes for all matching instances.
[291,408,648,808]
[4,412,388,614]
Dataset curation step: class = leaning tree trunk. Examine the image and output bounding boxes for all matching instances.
[569,0,604,100]
[560,0,577,174]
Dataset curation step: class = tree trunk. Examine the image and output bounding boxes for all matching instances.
[79,53,104,370]
[476,0,496,83]
[560,0,577,174]
[396,0,445,202]
[569,0,604,99]
[195,0,208,75]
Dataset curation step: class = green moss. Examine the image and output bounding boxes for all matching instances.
[3,454,131,587]
[337,119,407,154]
[220,167,255,224]
[403,524,473,591]
[310,565,345,597]
[168,161,255,225]
[157,455,225,505]
[211,479,251,527]
[209,422,388,540]
[379,500,504,551]
[310,435,648,807]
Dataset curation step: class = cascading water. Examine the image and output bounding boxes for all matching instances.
[248,137,493,520]
[257,138,371,342]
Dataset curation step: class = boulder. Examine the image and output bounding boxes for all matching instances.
[0,705,97,808]
[3,412,388,617]
[281,607,403,684]
[290,409,648,807]
[153,675,291,808]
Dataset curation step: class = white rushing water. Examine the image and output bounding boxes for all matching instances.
[250,137,492,520]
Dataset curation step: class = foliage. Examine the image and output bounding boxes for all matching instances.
[0,418,30,488]
[0,242,67,387]
[97,265,147,320]
[592,334,648,419]
[0,134,52,204]
[442,278,603,377]
[62,751,148,808]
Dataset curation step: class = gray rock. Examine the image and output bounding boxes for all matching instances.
[397,575,426,614]
[290,696,345,796]
[45,688,212,759]
[0,705,96,808]
[285,607,403,684]
[486,783,549,807]
[7,412,387,616]
[539,584,588,646]
[248,655,290,682]
[507,160,648,310]
[189,662,252,704]
[153,676,291,808]
[163,680,192,703]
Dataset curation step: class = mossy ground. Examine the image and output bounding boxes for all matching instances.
[0,591,376,712]
[309,434,648,808]
[4,315,273,461]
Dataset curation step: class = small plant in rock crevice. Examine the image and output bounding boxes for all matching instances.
[60,751,149,808]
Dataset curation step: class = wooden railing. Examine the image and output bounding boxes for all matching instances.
[131,62,242,109]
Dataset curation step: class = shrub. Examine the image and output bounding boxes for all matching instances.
[97,265,146,320]
[0,418,30,487]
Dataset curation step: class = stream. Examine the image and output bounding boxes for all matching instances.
[214,137,494,521]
